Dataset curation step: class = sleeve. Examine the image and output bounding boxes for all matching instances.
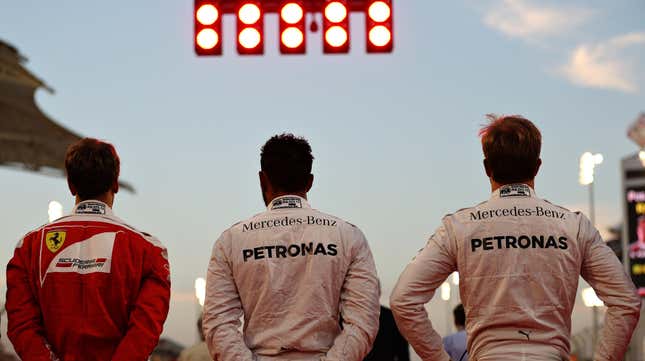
[323,227,380,361]
[389,221,456,361]
[579,216,641,361]
[202,234,254,361]
[111,237,171,361]
[6,233,59,361]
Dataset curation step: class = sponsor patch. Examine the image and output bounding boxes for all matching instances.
[55,257,107,270]
[75,202,107,215]
[42,232,115,284]
[271,197,303,210]
[500,184,531,198]
[46,231,66,253]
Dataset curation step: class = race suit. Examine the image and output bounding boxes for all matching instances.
[6,200,171,361]
[203,195,380,361]
[390,184,641,361]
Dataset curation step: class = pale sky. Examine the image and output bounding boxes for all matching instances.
[1,0,644,359]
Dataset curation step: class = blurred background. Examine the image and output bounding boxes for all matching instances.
[1,1,644,360]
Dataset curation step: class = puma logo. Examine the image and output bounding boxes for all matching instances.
[518,330,531,340]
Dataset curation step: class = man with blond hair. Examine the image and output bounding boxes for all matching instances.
[391,115,641,360]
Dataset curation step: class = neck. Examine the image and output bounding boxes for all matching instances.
[456,325,465,331]
[75,193,114,208]
[490,179,535,193]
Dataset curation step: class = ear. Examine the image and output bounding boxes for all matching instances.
[67,179,77,196]
[305,174,314,193]
[483,159,492,178]
[534,158,542,178]
[112,181,119,195]
[259,171,269,192]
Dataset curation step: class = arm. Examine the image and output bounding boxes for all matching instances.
[111,239,171,361]
[6,233,59,360]
[323,228,380,361]
[579,216,641,361]
[390,222,456,361]
[203,236,253,361]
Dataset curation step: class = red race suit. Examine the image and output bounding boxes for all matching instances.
[6,200,171,361]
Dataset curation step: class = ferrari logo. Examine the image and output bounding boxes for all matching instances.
[45,231,66,253]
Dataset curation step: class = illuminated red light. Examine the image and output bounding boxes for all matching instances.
[325,26,348,48]
[239,3,261,25]
[281,3,304,24]
[324,2,348,23]
[196,4,219,25]
[239,28,262,49]
[368,25,391,47]
[368,1,391,22]
[281,27,304,48]
[196,29,219,49]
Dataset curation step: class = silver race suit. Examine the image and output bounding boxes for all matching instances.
[391,184,641,361]
[203,195,380,361]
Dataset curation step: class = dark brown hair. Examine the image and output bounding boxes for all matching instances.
[480,115,542,184]
[65,138,120,200]
[261,133,314,193]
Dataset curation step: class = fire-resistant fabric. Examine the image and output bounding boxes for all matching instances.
[6,200,170,361]
[391,184,641,361]
[203,195,380,361]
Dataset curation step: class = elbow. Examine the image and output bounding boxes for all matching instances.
[389,288,408,316]
[629,294,642,319]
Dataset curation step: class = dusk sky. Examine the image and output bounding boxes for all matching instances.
[1,1,644,358]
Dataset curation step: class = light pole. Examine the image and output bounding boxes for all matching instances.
[582,287,604,356]
[579,152,604,225]
[194,277,206,342]
[441,281,452,335]
[579,152,603,356]
[48,201,63,222]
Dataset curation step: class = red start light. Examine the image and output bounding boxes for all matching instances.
[281,27,304,49]
[281,3,304,24]
[323,0,350,53]
[239,3,261,25]
[324,2,348,23]
[237,1,264,54]
[197,29,219,49]
[366,0,393,53]
[196,4,219,25]
[280,0,306,54]
[194,1,222,56]
[368,1,391,22]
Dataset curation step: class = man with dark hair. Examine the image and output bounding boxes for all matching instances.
[203,133,380,361]
[443,305,467,361]
[391,116,641,360]
[6,138,170,361]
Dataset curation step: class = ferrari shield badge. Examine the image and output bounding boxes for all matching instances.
[45,231,66,253]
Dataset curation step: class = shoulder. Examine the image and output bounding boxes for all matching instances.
[99,215,166,250]
[220,210,267,236]
[447,200,489,220]
[542,198,575,213]
[14,223,49,249]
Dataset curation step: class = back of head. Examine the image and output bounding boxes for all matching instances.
[480,115,542,184]
[260,133,314,193]
[65,138,120,200]
[453,304,465,327]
